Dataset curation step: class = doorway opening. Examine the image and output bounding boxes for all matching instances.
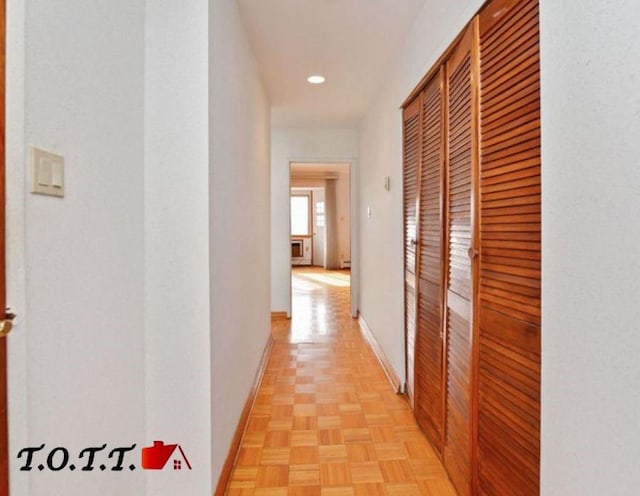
[288,162,353,332]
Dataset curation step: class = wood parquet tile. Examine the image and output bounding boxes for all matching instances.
[225,267,457,495]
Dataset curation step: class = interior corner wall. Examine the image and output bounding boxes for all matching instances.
[145,1,212,495]
[210,0,271,485]
[271,128,358,315]
[19,1,147,494]
[540,1,640,494]
[357,0,483,385]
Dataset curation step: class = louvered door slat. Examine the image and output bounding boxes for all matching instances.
[477,0,541,494]
[443,25,475,496]
[414,72,445,453]
[403,97,421,405]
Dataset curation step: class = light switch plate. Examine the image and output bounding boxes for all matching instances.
[31,147,65,197]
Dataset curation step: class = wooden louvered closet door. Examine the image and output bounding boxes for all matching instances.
[476,0,541,494]
[402,97,421,406]
[401,0,541,493]
[414,70,446,453]
[443,24,477,496]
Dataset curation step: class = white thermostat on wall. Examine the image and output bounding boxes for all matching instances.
[31,147,65,198]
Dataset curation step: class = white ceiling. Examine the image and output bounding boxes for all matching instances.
[237,0,426,128]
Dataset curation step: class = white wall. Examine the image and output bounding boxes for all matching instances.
[6,1,29,495]
[19,1,147,495]
[271,128,358,315]
[357,0,482,383]
[145,1,212,495]
[8,1,270,495]
[210,0,272,485]
[291,178,350,268]
[540,1,640,494]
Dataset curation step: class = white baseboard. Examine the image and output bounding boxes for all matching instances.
[357,314,403,394]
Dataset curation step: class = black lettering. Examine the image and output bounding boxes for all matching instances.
[108,444,136,471]
[17,444,46,471]
[78,444,107,471]
[47,447,69,471]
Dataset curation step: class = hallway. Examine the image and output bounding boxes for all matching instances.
[225,268,457,495]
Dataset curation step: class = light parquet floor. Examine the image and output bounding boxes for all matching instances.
[225,267,457,496]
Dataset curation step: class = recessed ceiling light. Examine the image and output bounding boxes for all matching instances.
[307,75,326,84]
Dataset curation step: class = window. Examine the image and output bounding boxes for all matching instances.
[316,201,325,227]
[291,194,311,235]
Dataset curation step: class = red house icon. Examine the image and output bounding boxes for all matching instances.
[141,441,192,470]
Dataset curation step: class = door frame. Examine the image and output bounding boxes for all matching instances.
[286,159,359,318]
[0,0,8,491]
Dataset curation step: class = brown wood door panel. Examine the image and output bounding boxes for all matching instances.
[403,97,421,406]
[477,0,541,494]
[401,1,541,494]
[414,71,445,453]
[443,24,475,496]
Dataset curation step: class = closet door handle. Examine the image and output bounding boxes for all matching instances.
[0,308,16,338]
[467,246,479,259]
